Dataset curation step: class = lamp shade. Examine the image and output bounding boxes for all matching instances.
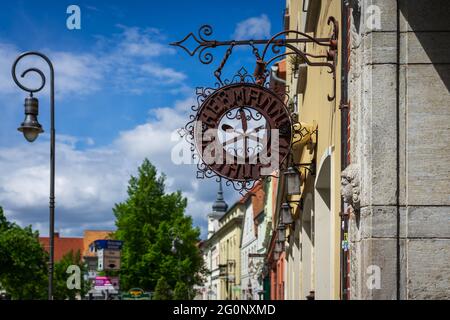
[274,252,280,261]
[284,166,301,196]
[275,241,283,253]
[281,203,294,224]
[277,223,286,242]
[18,97,43,142]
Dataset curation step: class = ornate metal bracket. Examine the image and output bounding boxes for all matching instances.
[171,17,338,100]
[292,121,317,145]
[293,162,316,176]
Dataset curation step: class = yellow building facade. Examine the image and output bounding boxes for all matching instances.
[217,202,244,300]
[282,0,342,300]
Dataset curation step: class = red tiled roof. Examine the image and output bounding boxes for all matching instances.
[237,181,265,216]
[39,230,114,261]
[251,182,265,220]
[39,233,84,261]
[277,59,286,79]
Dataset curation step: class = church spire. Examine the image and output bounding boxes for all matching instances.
[212,179,228,214]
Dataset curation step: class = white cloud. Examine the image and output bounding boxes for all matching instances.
[233,14,271,40]
[141,64,187,84]
[0,42,103,99]
[0,43,24,95]
[51,52,103,96]
[0,96,233,238]
[0,25,185,100]
[0,25,232,239]
[115,25,175,57]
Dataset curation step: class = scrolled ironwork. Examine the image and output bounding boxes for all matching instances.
[224,107,263,122]
[171,19,338,69]
[172,19,339,194]
[179,75,293,194]
[170,24,217,64]
[12,52,53,96]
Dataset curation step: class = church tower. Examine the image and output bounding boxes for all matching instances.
[207,180,228,239]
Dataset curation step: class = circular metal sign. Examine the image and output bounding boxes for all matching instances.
[194,83,292,182]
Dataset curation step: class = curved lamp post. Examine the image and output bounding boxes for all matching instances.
[12,51,55,300]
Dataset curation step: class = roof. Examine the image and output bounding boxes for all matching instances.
[211,180,228,214]
[83,230,114,257]
[269,59,287,99]
[251,181,265,220]
[39,230,114,261]
[237,181,265,219]
[39,233,84,261]
[277,59,286,79]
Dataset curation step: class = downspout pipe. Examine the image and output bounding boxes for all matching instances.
[340,0,350,300]
[271,65,287,84]
[395,0,401,300]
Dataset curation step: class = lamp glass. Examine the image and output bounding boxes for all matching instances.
[21,127,41,142]
[275,241,283,253]
[285,166,301,196]
[277,224,286,242]
[18,114,43,143]
[281,203,294,225]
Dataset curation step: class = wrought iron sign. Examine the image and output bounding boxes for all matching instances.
[173,18,338,194]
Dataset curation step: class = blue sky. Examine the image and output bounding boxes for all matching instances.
[0,0,283,238]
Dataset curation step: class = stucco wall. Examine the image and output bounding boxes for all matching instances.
[286,0,342,300]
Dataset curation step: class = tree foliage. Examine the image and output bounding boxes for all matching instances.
[152,276,172,300]
[0,206,47,299]
[113,159,204,297]
[53,250,90,300]
[173,281,189,300]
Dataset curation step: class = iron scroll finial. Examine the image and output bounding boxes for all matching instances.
[170,25,217,64]
[170,17,339,100]
[12,52,54,96]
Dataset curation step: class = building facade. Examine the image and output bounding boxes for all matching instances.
[199,0,450,301]
[198,182,245,300]
[271,0,344,300]
[344,0,450,299]
[240,196,258,300]
[240,182,266,300]
[218,202,244,300]
[198,182,229,300]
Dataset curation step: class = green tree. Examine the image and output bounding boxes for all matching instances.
[152,276,172,300]
[0,206,47,299]
[113,159,204,297]
[53,250,90,300]
[173,281,189,300]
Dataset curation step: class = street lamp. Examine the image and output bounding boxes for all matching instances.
[274,241,283,253]
[277,223,286,242]
[281,202,294,225]
[284,166,301,196]
[18,96,44,142]
[12,51,56,300]
[283,163,315,196]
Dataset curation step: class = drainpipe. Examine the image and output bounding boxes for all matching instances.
[395,0,401,300]
[339,0,350,300]
[270,65,287,84]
